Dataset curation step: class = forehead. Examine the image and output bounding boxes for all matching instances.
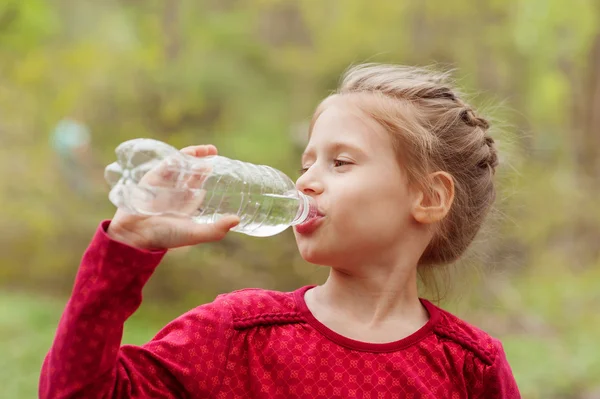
[304,96,392,155]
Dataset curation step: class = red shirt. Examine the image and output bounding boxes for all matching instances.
[40,221,521,398]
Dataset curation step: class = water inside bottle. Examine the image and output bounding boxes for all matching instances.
[192,192,303,237]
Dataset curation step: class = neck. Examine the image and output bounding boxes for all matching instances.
[312,259,426,328]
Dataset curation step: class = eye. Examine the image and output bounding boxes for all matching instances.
[298,166,310,175]
[299,159,352,175]
[333,159,352,168]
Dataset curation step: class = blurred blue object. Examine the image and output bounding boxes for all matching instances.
[50,118,91,156]
[50,118,92,194]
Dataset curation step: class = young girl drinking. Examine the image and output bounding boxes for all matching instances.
[40,64,521,398]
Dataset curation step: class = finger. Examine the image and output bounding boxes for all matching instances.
[180,163,212,216]
[141,160,175,187]
[180,145,216,192]
[185,163,212,188]
[181,145,218,157]
[183,214,240,245]
[178,186,206,216]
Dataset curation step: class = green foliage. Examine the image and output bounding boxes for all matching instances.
[0,291,181,398]
[1,0,599,397]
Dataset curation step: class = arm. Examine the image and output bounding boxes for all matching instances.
[479,340,521,399]
[39,221,233,399]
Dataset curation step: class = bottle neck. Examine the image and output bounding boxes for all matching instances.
[292,191,318,225]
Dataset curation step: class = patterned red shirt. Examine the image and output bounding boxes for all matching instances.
[39,221,521,398]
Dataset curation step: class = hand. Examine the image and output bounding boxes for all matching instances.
[107,145,240,250]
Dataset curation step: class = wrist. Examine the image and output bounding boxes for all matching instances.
[106,221,152,250]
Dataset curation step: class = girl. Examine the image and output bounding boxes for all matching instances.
[40,64,521,398]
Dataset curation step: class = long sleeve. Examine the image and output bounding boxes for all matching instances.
[479,340,521,399]
[39,220,234,399]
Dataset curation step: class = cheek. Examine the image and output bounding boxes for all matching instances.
[333,184,411,234]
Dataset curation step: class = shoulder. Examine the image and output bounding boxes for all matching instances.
[215,287,304,330]
[425,300,503,366]
[425,302,521,397]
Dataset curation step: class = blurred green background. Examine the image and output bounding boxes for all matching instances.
[1,0,600,397]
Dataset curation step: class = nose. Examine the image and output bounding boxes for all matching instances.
[296,168,324,196]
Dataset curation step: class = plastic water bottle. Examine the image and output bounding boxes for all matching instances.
[104,138,318,237]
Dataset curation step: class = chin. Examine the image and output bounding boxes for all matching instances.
[296,241,341,267]
[297,246,323,265]
[294,240,322,264]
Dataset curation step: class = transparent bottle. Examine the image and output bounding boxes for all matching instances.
[104,138,317,237]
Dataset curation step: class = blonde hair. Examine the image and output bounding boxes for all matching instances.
[310,63,498,283]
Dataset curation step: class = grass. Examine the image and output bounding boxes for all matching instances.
[0,290,171,399]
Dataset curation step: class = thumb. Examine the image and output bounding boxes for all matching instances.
[188,214,240,243]
[214,214,241,232]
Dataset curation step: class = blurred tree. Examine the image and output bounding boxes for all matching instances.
[1,1,600,395]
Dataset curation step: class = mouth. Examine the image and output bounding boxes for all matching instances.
[295,210,325,235]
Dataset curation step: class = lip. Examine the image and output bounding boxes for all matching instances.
[295,215,325,235]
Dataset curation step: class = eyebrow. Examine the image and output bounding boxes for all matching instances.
[302,141,366,163]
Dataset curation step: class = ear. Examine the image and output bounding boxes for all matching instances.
[412,171,455,224]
